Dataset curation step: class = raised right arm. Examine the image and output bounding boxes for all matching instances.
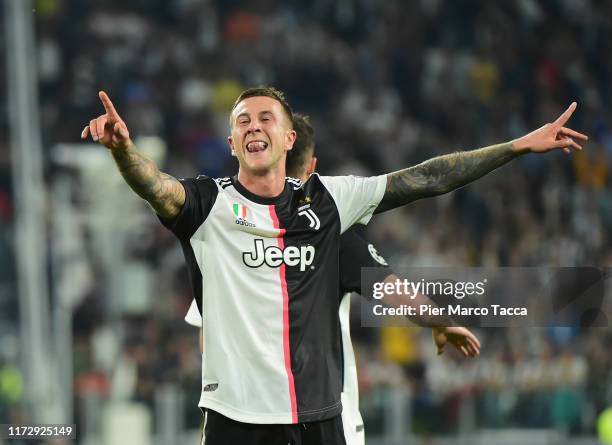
[81,91,185,219]
[111,144,185,219]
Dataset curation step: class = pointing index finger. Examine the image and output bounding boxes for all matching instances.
[99,91,120,120]
[554,102,577,127]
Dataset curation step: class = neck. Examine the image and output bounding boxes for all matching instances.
[237,167,286,198]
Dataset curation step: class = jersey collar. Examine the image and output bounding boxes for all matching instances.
[232,175,292,206]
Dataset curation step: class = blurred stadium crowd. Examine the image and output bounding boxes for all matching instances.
[1,0,612,439]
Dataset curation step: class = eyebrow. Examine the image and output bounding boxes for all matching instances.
[235,111,274,122]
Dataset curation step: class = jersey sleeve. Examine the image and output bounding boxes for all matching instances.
[158,176,219,240]
[318,174,386,233]
[185,299,203,327]
[339,224,393,298]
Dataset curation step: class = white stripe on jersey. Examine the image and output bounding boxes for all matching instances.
[201,409,207,445]
[339,293,365,445]
[195,183,294,423]
[185,298,202,327]
[213,177,232,188]
[286,177,303,189]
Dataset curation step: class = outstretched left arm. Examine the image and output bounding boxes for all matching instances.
[376,142,518,213]
[376,102,587,213]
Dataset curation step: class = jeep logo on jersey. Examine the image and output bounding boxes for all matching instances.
[243,239,315,271]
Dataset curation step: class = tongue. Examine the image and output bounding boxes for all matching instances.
[248,142,267,152]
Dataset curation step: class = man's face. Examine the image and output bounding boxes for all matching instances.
[229,96,296,175]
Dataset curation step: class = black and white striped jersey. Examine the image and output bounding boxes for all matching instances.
[160,173,386,424]
[184,224,393,444]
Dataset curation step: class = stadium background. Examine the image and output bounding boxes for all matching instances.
[1,0,611,444]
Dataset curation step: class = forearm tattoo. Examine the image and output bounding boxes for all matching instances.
[112,146,185,218]
[376,142,519,213]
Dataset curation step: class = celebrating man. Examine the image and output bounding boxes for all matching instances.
[81,87,586,445]
[184,113,481,445]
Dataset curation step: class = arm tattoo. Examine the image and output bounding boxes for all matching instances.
[376,142,520,213]
[111,145,185,219]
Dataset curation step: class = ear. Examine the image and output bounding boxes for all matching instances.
[285,129,297,152]
[306,157,317,176]
[228,136,236,157]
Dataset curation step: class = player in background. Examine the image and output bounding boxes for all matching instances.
[81,88,586,445]
[286,114,479,357]
[183,113,481,445]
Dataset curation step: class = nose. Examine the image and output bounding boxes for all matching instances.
[246,121,262,135]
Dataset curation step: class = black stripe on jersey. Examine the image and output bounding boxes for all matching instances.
[159,176,219,316]
[274,174,344,423]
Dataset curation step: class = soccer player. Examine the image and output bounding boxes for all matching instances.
[81,88,586,445]
[183,113,481,445]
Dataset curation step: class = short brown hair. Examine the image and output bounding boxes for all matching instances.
[286,113,315,178]
[230,86,294,127]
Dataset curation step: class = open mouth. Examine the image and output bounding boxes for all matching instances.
[246,141,269,153]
